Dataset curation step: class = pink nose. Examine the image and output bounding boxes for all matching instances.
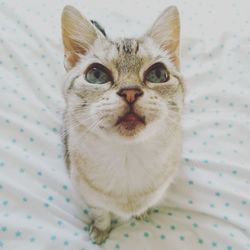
[117,88,143,104]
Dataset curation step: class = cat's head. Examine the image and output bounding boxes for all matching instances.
[61,6,184,143]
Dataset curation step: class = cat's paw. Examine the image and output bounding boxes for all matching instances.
[134,209,151,221]
[89,224,110,245]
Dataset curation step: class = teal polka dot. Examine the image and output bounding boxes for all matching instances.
[144,232,149,238]
[15,231,21,237]
[114,243,120,249]
[52,128,58,133]
[124,233,129,238]
[44,202,49,208]
[51,235,56,240]
[179,235,185,241]
[160,234,166,240]
[2,200,8,206]
[193,223,198,228]
[241,200,247,205]
[30,237,36,242]
[130,222,136,227]
[232,170,237,175]
[26,215,32,220]
[48,196,54,201]
[22,197,28,202]
[198,238,204,244]
[83,209,89,215]
[212,241,218,247]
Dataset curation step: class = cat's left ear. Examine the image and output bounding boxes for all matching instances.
[147,6,180,68]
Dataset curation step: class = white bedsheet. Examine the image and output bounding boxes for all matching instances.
[0,0,249,249]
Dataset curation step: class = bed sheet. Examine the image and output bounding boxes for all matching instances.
[0,0,250,249]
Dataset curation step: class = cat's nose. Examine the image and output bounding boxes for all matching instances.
[117,87,143,104]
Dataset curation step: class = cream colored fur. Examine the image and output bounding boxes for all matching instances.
[61,5,184,244]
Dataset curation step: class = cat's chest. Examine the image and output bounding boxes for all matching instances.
[71,133,175,196]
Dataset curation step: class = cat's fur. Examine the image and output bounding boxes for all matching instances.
[61,5,184,244]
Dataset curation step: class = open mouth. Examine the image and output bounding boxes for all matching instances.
[115,112,145,130]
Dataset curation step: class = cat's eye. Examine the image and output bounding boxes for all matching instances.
[144,63,169,83]
[85,63,112,84]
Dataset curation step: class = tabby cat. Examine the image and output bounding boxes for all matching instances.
[61,5,184,244]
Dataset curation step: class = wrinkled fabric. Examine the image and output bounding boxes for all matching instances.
[0,0,249,249]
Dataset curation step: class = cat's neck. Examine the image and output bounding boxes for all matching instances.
[73,124,174,169]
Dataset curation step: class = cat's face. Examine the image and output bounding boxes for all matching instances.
[62,6,184,142]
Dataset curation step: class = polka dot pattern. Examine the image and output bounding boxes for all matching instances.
[0,0,250,249]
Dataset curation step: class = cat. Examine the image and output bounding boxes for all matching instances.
[61,5,184,244]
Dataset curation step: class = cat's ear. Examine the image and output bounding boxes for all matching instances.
[61,6,102,71]
[147,6,180,68]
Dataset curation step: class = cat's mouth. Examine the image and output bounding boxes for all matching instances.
[115,112,146,131]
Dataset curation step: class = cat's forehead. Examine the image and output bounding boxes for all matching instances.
[113,38,142,74]
[90,37,161,74]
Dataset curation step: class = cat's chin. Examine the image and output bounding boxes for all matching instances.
[115,123,145,139]
[109,120,162,143]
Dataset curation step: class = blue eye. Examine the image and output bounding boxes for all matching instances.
[85,64,111,84]
[145,63,169,83]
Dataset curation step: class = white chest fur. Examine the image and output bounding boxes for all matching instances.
[69,126,181,218]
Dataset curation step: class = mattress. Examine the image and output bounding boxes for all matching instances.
[0,0,249,249]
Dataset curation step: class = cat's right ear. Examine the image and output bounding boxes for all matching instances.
[146,6,180,69]
[62,6,100,71]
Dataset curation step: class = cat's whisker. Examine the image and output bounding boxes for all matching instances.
[61,114,97,133]
[64,115,94,126]
[67,119,104,152]
[63,123,96,160]
[61,118,97,138]
[166,116,181,126]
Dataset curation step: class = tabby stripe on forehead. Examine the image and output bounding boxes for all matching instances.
[135,41,139,54]
[116,39,139,55]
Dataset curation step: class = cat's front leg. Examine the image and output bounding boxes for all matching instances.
[89,207,111,244]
